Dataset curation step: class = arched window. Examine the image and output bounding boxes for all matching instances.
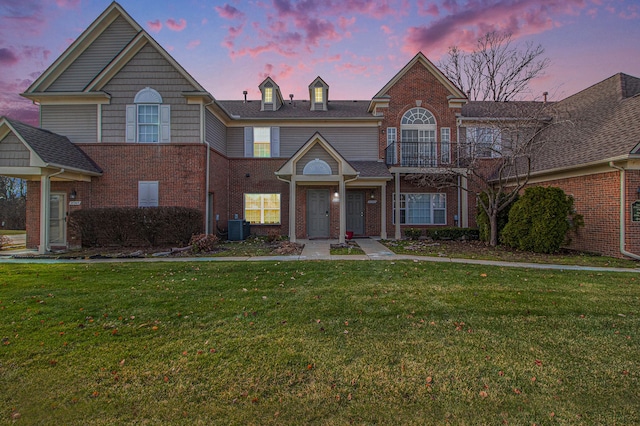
[126,87,170,143]
[400,107,436,167]
[303,158,332,175]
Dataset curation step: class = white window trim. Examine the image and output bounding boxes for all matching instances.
[440,127,451,164]
[393,193,446,225]
[467,127,501,158]
[244,193,281,225]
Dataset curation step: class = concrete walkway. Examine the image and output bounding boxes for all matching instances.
[1,238,639,273]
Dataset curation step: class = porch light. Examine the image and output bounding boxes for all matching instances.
[69,189,77,200]
[334,192,339,198]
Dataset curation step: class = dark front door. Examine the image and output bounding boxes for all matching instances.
[346,191,365,235]
[307,189,330,238]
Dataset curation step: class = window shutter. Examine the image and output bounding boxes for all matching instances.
[160,105,171,143]
[271,127,280,157]
[126,105,136,142]
[244,127,253,157]
[138,181,159,207]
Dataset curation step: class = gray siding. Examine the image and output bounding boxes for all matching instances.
[205,110,226,154]
[48,16,138,92]
[101,44,201,143]
[227,126,378,160]
[296,144,338,174]
[41,105,97,143]
[0,134,30,167]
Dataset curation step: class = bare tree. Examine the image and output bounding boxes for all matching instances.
[0,177,27,229]
[407,102,568,246]
[440,31,550,101]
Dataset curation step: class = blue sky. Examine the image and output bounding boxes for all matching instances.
[1,0,639,124]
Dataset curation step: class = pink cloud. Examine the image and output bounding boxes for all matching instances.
[166,18,187,32]
[381,25,393,35]
[0,79,39,125]
[619,4,639,20]
[186,39,201,50]
[338,16,356,31]
[55,0,80,9]
[0,48,19,66]
[417,0,439,16]
[147,20,162,32]
[403,0,587,55]
[215,4,245,20]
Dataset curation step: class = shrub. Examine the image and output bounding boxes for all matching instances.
[476,192,518,243]
[425,227,479,241]
[404,228,422,240]
[189,234,219,253]
[69,207,203,247]
[501,186,582,253]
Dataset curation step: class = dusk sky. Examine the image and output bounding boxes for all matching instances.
[1,0,639,124]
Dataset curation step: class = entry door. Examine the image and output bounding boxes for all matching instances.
[346,192,365,235]
[49,193,66,245]
[307,189,330,238]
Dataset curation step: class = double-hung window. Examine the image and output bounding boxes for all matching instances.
[244,127,280,158]
[400,107,437,167]
[245,193,281,224]
[440,127,451,164]
[126,87,170,143]
[467,127,501,158]
[393,193,446,225]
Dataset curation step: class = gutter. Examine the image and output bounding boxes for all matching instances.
[609,162,640,260]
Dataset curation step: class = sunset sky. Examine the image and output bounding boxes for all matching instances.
[1,0,639,124]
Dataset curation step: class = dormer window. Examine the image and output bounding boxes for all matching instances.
[309,77,329,111]
[259,77,282,111]
[264,86,273,104]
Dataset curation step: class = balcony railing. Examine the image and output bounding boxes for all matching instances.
[385,142,443,167]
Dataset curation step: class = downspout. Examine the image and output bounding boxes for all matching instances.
[202,101,215,235]
[276,175,294,242]
[609,162,640,260]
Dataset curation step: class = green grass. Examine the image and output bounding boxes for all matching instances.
[0,230,25,236]
[383,239,639,269]
[330,242,365,255]
[1,261,638,424]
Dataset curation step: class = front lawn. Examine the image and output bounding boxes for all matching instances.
[1,261,638,424]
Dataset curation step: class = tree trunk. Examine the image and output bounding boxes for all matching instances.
[489,212,499,247]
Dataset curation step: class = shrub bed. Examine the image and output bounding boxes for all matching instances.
[70,207,202,247]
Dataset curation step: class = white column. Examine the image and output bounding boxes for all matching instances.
[380,183,387,239]
[339,178,346,244]
[289,178,296,242]
[461,175,469,227]
[394,171,401,240]
[39,173,50,254]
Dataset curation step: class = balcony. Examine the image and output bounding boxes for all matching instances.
[385,141,447,167]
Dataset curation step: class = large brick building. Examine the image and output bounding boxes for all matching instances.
[1,2,639,259]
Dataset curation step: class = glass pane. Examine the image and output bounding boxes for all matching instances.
[245,210,261,224]
[433,209,446,224]
[253,142,270,157]
[245,194,261,209]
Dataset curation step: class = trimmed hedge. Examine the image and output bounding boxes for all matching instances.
[501,186,581,253]
[425,227,479,241]
[69,207,202,247]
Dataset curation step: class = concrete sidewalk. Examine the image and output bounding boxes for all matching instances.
[1,238,639,273]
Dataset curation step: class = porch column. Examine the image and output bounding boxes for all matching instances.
[288,177,296,242]
[394,171,401,240]
[461,175,469,227]
[380,183,387,239]
[339,178,346,244]
[39,172,51,254]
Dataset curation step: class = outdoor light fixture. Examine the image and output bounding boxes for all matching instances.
[70,189,77,200]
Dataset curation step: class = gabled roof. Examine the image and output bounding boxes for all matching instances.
[23,1,208,100]
[530,73,640,174]
[275,132,359,177]
[0,117,102,175]
[371,52,467,104]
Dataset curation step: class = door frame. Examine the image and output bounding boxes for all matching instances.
[306,189,330,238]
[49,192,67,247]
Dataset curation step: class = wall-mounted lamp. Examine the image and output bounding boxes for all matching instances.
[245,173,251,178]
[370,192,375,199]
[69,189,77,200]
[334,192,339,198]
[381,128,385,134]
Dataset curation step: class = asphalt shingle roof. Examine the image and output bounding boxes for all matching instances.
[350,161,393,179]
[4,118,102,174]
[217,99,373,119]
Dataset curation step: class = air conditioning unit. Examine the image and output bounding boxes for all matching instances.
[228,220,250,241]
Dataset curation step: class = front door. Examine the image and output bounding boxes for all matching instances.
[346,191,365,235]
[307,189,330,238]
[49,193,66,246]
